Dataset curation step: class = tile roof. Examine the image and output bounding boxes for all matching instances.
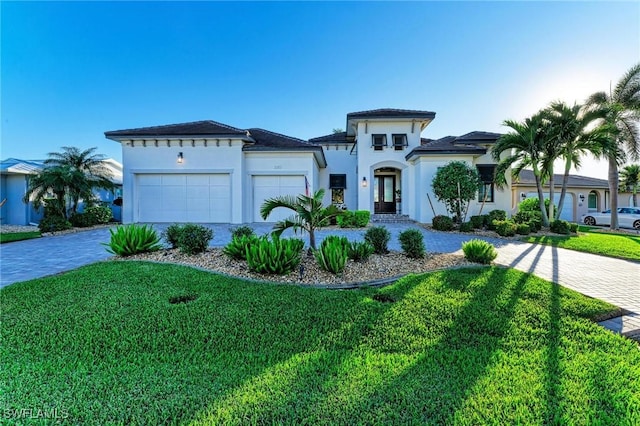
[243,128,327,167]
[455,131,503,144]
[347,108,436,120]
[308,132,350,144]
[406,136,487,159]
[515,170,609,188]
[105,120,248,137]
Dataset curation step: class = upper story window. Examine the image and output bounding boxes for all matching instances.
[371,134,387,151]
[392,134,408,150]
[477,165,496,203]
[329,174,347,189]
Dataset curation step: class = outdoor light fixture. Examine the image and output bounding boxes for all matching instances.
[177,152,183,163]
[520,192,526,200]
[362,177,368,187]
[579,194,585,202]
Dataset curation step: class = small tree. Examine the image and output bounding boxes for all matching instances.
[260,189,341,250]
[431,161,482,223]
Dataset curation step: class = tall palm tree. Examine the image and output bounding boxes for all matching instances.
[260,189,340,250]
[544,101,613,219]
[620,164,640,207]
[44,146,114,214]
[493,112,554,227]
[586,63,640,229]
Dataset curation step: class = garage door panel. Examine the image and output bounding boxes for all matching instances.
[137,173,230,223]
[253,175,305,222]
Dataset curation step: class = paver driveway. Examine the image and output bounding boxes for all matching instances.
[1,223,638,332]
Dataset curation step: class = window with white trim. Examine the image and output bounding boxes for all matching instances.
[372,134,387,151]
[392,134,408,151]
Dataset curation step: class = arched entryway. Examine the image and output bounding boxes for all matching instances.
[373,167,401,214]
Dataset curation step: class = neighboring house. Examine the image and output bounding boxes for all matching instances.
[0,158,123,225]
[105,108,509,224]
[513,170,635,222]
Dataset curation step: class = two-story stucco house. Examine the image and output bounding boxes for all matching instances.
[105,108,510,224]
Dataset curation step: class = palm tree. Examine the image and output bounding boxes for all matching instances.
[23,165,74,218]
[493,112,554,227]
[586,64,640,229]
[44,146,114,214]
[260,189,341,250]
[544,101,613,219]
[620,164,640,207]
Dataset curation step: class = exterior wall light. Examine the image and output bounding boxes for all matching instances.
[520,192,526,200]
[362,177,368,187]
[177,152,183,163]
[579,193,585,202]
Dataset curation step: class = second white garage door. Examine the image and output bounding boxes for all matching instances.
[253,175,306,222]
[137,174,231,223]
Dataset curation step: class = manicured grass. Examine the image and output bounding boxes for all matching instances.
[2,262,639,424]
[522,229,640,262]
[0,231,41,244]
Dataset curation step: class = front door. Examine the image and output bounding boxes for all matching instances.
[374,175,396,213]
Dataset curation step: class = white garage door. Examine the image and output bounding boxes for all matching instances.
[137,174,231,223]
[253,175,305,222]
[526,192,574,222]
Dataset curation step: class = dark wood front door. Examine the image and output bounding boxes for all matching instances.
[374,175,396,213]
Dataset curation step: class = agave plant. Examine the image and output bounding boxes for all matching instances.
[103,224,162,256]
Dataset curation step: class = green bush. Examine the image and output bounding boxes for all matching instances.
[230,225,255,239]
[493,220,517,237]
[38,216,72,233]
[223,235,257,260]
[162,224,184,249]
[462,239,498,264]
[348,241,374,262]
[550,220,571,235]
[69,212,94,228]
[459,221,474,232]
[103,224,162,256]
[528,220,541,233]
[364,226,391,254]
[176,224,213,255]
[469,215,485,229]
[85,204,113,224]
[245,236,304,275]
[516,223,531,235]
[569,223,578,233]
[487,210,507,230]
[314,236,349,274]
[519,197,556,217]
[398,229,425,259]
[354,210,370,227]
[432,215,454,231]
[337,211,355,228]
[513,210,542,231]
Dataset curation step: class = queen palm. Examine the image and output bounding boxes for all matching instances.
[23,165,74,218]
[620,164,640,207]
[493,111,554,227]
[44,146,114,214]
[545,101,612,219]
[586,64,640,229]
[260,188,340,250]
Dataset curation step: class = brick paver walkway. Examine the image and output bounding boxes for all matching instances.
[1,223,638,336]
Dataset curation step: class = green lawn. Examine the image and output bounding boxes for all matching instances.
[0,231,41,244]
[522,228,640,262]
[2,262,639,425]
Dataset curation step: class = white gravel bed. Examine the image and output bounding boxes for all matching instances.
[120,248,476,287]
[0,225,39,233]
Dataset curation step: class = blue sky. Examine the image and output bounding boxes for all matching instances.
[2,1,638,178]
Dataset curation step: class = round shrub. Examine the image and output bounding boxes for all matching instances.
[230,225,255,239]
[487,210,507,230]
[69,212,94,228]
[398,229,425,258]
[459,221,474,232]
[462,239,497,264]
[38,216,72,233]
[432,215,454,231]
[469,215,485,229]
[176,224,213,255]
[364,226,391,254]
[550,220,571,235]
[516,223,531,235]
[569,223,579,233]
[84,204,113,224]
[494,220,517,237]
[161,224,183,249]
